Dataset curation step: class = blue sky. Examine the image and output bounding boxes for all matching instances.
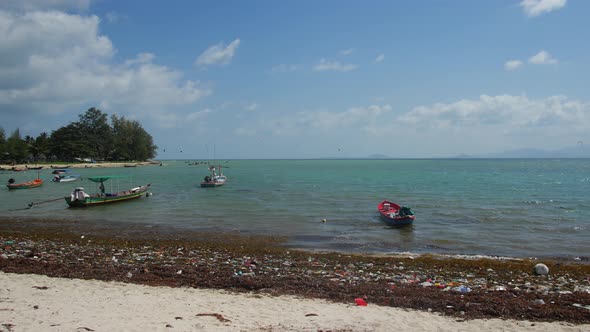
[1,0,588,158]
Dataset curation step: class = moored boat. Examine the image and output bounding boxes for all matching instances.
[7,177,44,189]
[52,174,81,183]
[65,175,151,207]
[377,200,415,226]
[200,165,226,187]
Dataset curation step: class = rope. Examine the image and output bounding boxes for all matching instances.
[27,196,64,208]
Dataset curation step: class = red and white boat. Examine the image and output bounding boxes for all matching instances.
[377,200,415,226]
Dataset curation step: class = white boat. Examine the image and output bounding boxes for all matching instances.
[52,174,81,183]
[200,165,226,187]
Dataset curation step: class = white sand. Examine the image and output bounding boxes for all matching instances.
[0,273,587,332]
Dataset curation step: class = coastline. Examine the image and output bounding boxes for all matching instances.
[0,161,159,170]
[1,217,589,327]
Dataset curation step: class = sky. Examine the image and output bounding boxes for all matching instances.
[0,0,589,159]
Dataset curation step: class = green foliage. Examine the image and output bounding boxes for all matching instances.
[77,108,113,160]
[2,108,157,163]
[0,127,6,160]
[6,129,28,162]
[111,114,157,161]
[50,123,92,161]
[33,132,51,160]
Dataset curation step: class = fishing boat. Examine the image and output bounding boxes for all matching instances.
[65,175,151,207]
[51,174,81,183]
[52,169,68,175]
[26,165,44,170]
[6,176,44,189]
[377,200,415,226]
[200,165,227,187]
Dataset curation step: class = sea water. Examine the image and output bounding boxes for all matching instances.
[1,159,588,259]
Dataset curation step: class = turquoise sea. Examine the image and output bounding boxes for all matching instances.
[1,159,588,259]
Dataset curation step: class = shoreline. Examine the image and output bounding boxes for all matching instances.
[0,161,159,171]
[1,217,589,325]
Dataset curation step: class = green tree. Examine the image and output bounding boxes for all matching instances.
[0,127,6,162]
[33,132,51,161]
[49,123,91,161]
[77,107,113,160]
[6,128,28,162]
[111,115,157,161]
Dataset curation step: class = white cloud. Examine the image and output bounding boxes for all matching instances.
[313,59,357,72]
[195,39,241,66]
[504,59,523,71]
[340,48,354,56]
[528,50,558,65]
[0,10,211,125]
[399,95,588,131]
[521,0,567,17]
[375,54,385,63]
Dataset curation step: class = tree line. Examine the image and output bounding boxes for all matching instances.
[0,108,157,164]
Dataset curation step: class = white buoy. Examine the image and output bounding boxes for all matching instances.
[534,263,549,275]
[322,219,327,223]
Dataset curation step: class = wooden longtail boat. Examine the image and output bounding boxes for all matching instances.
[65,175,151,207]
[6,177,44,190]
[377,200,415,227]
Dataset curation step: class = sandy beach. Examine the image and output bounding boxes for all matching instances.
[1,272,588,332]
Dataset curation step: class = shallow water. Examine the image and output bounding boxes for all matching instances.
[1,159,588,259]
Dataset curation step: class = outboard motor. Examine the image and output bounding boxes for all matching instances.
[71,187,89,201]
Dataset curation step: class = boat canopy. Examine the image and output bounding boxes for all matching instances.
[87,175,128,183]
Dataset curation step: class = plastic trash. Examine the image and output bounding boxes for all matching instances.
[452,286,471,293]
[354,298,368,306]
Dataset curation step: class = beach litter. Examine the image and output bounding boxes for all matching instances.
[2,230,590,324]
[572,303,590,311]
[354,298,368,306]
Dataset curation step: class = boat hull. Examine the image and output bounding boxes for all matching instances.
[65,184,150,207]
[200,174,226,188]
[377,200,415,227]
[7,179,43,189]
[200,181,224,187]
